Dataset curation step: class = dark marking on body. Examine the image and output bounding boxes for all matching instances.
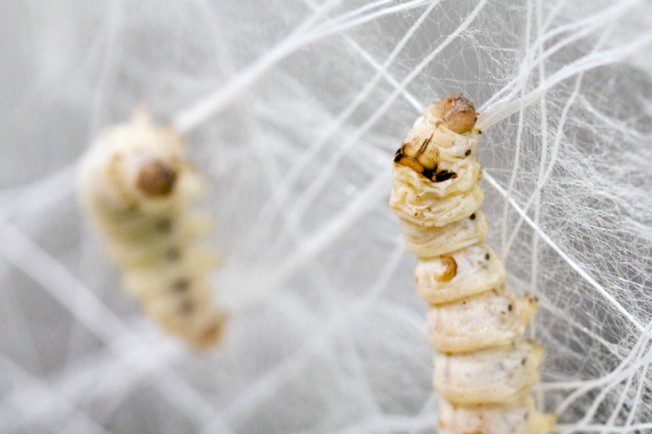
[179,300,195,315]
[433,170,456,182]
[416,134,433,156]
[422,166,437,180]
[393,148,404,163]
[201,322,221,342]
[172,277,191,293]
[156,218,172,233]
[165,247,181,261]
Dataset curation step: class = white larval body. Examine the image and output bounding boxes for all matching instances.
[390,97,555,433]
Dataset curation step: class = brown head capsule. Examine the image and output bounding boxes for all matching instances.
[435,256,457,282]
[137,159,177,196]
[434,94,477,134]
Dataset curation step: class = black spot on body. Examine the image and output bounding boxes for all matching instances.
[125,204,139,214]
[422,167,436,180]
[172,278,191,293]
[179,300,195,315]
[485,253,491,260]
[165,247,181,261]
[156,218,172,233]
[465,149,472,156]
[469,213,476,220]
[434,170,456,182]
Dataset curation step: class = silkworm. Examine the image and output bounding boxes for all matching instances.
[390,95,555,433]
[78,111,224,349]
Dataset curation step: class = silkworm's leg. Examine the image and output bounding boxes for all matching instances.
[389,95,554,432]
[78,111,224,350]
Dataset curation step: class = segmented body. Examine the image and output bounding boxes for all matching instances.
[389,96,554,433]
[78,112,224,349]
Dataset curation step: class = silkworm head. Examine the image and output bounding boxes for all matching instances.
[137,159,178,196]
[434,94,477,134]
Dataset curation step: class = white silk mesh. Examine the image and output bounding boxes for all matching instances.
[0,0,650,433]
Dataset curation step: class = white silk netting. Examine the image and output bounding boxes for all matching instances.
[0,0,650,433]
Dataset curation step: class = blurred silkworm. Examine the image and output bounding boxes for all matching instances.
[78,111,224,349]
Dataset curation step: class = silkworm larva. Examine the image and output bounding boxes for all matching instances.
[389,95,554,432]
[78,110,224,349]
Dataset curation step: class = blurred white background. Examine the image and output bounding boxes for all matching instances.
[0,1,650,433]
